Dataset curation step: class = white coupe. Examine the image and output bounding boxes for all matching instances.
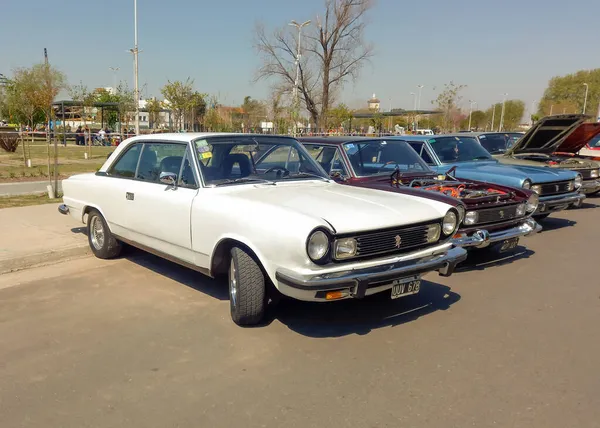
[59,133,467,325]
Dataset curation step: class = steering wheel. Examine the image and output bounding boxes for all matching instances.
[264,166,290,177]
[378,161,400,173]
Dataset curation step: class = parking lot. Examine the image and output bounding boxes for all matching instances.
[1,202,599,428]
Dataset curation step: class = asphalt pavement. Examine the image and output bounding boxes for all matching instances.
[0,202,599,428]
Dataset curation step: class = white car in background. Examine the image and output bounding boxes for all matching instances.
[59,133,466,325]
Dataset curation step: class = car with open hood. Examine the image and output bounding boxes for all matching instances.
[577,128,600,160]
[299,137,541,253]
[480,115,600,195]
[58,133,467,326]
[400,134,585,219]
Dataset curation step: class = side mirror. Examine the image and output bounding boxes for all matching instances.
[160,171,178,187]
[330,171,347,182]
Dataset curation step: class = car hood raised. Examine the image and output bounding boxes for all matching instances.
[220,181,452,234]
[445,160,578,184]
[505,114,588,155]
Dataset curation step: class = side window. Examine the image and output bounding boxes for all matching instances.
[408,142,434,165]
[108,143,142,178]
[136,143,187,183]
[305,144,340,173]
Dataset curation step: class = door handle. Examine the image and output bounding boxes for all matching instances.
[126,192,135,201]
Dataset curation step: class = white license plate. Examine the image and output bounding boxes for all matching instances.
[391,276,421,300]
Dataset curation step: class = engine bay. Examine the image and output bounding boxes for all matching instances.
[408,179,510,200]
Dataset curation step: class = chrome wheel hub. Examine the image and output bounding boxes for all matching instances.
[229,261,237,308]
[90,216,105,250]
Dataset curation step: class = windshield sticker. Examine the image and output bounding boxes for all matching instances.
[429,139,436,143]
[345,143,358,155]
[200,151,212,159]
[345,143,355,150]
[372,156,378,162]
[479,135,486,139]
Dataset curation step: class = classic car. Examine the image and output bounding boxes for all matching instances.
[401,134,585,219]
[58,133,467,326]
[481,115,600,195]
[299,137,541,252]
[578,131,600,159]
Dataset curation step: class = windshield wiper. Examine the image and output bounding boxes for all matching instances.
[214,177,275,187]
[282,172,330,181]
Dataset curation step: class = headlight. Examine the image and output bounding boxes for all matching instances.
[574,175,582,189]
[526,193,539,212]
[531,184,542,194]
[591,169,599,178]
[426,224,441,243]
[333,238,357,260]
[522,180,532,190]
[442,210,458,235]
[455,205,465,223]
[516,203,526,217]
[464,211,478,226]
[307,230,330,263]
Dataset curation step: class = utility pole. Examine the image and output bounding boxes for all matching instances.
[499,93,508,132]
[130,0,140,135]
[289,19,311,136]
[416,84,424,129]
[109,66,120,93]
[583,83,589,114]
[410,92,416,132]
[530,100,536,125]
[491,104,496,131]
[467,100,476,131]
[550,104,554,115]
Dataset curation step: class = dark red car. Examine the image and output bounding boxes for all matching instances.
[298,136,541,252]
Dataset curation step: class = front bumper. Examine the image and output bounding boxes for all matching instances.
[452,218,541,249]
[275,246,467,301]
[581,179,600,194]
[535,192,585,215]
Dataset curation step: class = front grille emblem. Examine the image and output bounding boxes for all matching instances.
[555,184,560,192]
[395,235,402,248]
[499,210,505,219]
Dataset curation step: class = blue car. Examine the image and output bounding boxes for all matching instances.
[398,135,585,218]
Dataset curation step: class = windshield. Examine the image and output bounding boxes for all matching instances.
[429,136,494,163]
[478,133,523,154]
[193,136,328,186]
[343,139,433,176]
[589,135,600,148]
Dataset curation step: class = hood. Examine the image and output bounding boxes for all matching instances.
[495,153,600,169]
[556,122,600,154]
[220,181,452,234]
[506,114,588,155]
[441,161,579,185]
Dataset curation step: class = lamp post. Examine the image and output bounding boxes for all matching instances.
[109,67,120,93]
[499,93,508,132]
[468,100,476,131]
[550,104,554,115]
[289,19,311,136]
[530,100,536,125]
[129,0,140,135]
[491,104,496,131]
[410,92,416,131]
[583,83,589,114]
[416,84,424,129]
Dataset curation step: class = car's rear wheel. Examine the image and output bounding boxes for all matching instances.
[87,209,122,259]
[229,247,266,326]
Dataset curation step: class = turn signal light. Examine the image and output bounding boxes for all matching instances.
[325,290,350,300]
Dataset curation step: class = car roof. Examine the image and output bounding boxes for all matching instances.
[297,136,377,146]
[121,132,295,144]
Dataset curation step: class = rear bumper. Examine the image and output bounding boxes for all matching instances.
[453,218,541,249]
[58,204,69,215]
[535,192,585,215]
[581,179,600,194]
[275,246,467,301]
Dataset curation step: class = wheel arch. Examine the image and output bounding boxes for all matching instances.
[210,237,272,282]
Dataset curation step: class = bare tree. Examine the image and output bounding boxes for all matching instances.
[255,0,374,130]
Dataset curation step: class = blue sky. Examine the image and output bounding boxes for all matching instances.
[1,0,599,116]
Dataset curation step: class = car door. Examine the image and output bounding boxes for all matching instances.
[123,141,199,263]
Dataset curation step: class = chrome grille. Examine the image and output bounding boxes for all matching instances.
[354,222,439,258]
[575,169,593,180]
[474,205,519,225]
[539,181,572,196]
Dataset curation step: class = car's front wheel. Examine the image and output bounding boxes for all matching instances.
[229,247,266,326]
[87,209,122,259]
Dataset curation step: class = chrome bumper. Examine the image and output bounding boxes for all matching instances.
[58,204,69,215]
[535,192,585,215]
[453,218,541,249]
[275,246,467,298]
[581,179,600,194]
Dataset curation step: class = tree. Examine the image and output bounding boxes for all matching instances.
[160,78,197,130]
[69,82,96,125]
[241,96,267,131]
[255,0,374,130]
[433,81,466,133]
[188,92,207,131]
[484,100,525,131]
[145,98,163,129]
[328,103,353,129]
[538,69,600,117]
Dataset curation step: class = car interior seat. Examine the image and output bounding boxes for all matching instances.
[137,148,158,181]
[222,154,252,178]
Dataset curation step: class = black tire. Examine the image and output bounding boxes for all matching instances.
[229,247,266,326]
[87,209,122,259]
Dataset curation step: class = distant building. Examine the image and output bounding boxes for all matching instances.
[368,94,381,111]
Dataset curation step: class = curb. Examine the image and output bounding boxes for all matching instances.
[0,244,91,275]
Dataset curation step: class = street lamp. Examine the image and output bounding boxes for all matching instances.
[583,83,589,114]
[499,93,508,132]
[289,19,311,136]
[129,0,140,135]
[410,92,416,131]
[467,100,476,131]
[416,84,424,129]
[550,104,554,115]
[109,67,120,93]
[530,100,536,125]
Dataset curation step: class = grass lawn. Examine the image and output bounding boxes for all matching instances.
[0,142,114,182]
[0,193,63,209]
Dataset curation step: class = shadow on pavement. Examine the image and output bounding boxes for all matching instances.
[537,217,577,232]
[456,246,534,273]
[575,201,599,210]
[269,281,460,338]
[70,227,86,235]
